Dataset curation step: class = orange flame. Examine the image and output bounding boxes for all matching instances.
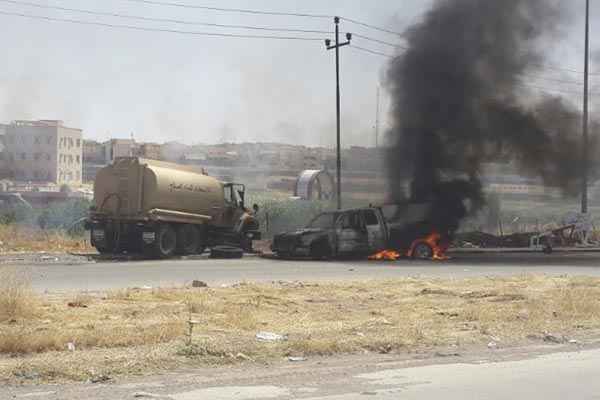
[368,249,402,261]
[408,231,450,261]
[369,231,450,261]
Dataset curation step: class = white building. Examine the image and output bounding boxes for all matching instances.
[3,120,83,185]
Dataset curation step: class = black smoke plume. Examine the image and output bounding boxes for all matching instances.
[385,0,587,235]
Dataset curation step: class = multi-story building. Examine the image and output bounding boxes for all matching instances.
[83,140,106,164]
[103,138,135,162]
[138,142,162,160]
[3,120,83,185]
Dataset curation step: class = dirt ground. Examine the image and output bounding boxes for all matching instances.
[1,273,600,384]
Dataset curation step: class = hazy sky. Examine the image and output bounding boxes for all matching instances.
[0,0,597,147]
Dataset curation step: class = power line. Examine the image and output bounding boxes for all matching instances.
[124,0,332,18]
[340,16,402,37]
[517,82,585,96]
[351,45,395,58]
[0,9,325,40]
[520,74,584,86]
[125,0,406,41]
[532,62,600,76]
[0,0,333,34]
[352,33,407,49]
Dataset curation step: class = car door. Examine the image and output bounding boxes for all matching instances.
[362,209,387,252]
[335,211,369,255]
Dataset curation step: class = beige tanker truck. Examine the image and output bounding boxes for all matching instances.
[86,157,260,258]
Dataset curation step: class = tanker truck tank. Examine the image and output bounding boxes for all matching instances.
[88,157,260,258]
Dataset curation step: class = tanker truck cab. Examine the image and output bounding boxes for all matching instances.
[220,183,261,247]
[221,183,245,226]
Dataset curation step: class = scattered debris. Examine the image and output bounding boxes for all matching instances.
[437,311,459,318]
[569,339,579,344]
[87,374,111,384]
[234,352,254,362]
[191,280,208,288]
[487,341,498,349]
[132,392,172,399]
[543,332,565,344]
[419,288,457,296]
[434,351,461,358]
[39,255,59,262]
[288,356,307,362]
[256,331,288,342]
[67,301,88,308]
[14,371,40,380]
[67,342,76,352]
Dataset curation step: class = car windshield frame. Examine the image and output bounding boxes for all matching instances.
[306,212,338,229]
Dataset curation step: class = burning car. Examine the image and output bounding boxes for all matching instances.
[271,204,449,260]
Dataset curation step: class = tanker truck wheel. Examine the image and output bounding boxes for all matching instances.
[176,224,203,255]
[153,224,177,258]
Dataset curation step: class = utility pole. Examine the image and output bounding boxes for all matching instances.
[582,0,590,214]
[375,86,381,148]
[325,17,351,210]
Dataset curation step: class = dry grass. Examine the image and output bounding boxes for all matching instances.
[0,266,38,322]
[0,225,92,253]
[1,275,600,383]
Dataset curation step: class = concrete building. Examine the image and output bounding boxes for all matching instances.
[103,138,136,162]
[3,120,83,185]
[83,140,105,164]
[138,142,162,160]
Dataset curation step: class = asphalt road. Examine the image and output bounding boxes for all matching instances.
[5,346,600,399]
[17,251,600,292]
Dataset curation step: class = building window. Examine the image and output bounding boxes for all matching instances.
[76,139,81,147]
[34,137,40,145]
[47,136,52,145]
[34,153,41,161]
[46,153,51,161]
[21,153,26,160]
[76,155,80,163]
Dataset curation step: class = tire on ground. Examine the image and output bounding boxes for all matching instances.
[210,245,244,259]
[154,224,177,258]
[176,224,201,255]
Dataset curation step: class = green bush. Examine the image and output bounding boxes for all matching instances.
[0,199,91,236]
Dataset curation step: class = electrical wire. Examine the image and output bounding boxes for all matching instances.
[352,33,407,49]
[520,74,584,86]
[340,16,402,37]
[0,9,326,40]
[350,45,394,58]
[517,82,584,96]
[124,0,407,41]
[0,0,333,34]
[124,0,332,18]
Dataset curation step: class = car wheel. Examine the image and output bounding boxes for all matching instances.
[154,224,177,258]
[176,224,201,255]
[210,245,244,259]
[412,242,433,260]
